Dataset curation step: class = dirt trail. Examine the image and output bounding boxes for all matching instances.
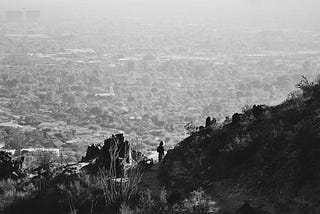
[209,181,245,213]
[139,163,165,197]
[139,165,233,213]
[139,164,239,209]
[139,165,265,213]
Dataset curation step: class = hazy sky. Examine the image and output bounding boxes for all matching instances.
[1,0,319,13]
[1,0,320,25]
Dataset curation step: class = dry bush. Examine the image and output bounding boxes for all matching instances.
[179,188,211,213]
[184,122,198,135]
[241,104,252,114]
[98,139,143,212]
[296,75,314,98]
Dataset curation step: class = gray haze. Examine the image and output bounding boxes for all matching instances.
[1,0,320,28]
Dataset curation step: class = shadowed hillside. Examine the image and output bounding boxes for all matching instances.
[159,76,320,213]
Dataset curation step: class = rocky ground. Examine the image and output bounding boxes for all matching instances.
[139,164,164,197]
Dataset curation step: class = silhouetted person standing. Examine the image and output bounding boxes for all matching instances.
[157,141,165,163]
[205,116,211,127]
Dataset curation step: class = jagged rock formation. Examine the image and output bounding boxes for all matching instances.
[160,81,320,213]
[81,144,102,162]
[81,133,131,177]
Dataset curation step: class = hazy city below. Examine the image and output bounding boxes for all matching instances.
[0,0,320,154]
[1,1,320,214]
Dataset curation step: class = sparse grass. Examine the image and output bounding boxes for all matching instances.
[98,139,143,213]
[0,168,215,214]
[0,179,37,212]
[134,188,213,214]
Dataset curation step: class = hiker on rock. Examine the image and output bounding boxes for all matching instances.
[157,141,165,163]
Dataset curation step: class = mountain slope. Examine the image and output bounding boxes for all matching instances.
[159,78,320,213]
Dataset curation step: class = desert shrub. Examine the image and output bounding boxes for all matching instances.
[285,90,305,110]
[97,139,143,213]
[223,133,252,153]
[286,90,303,102]
[134,188,213,214]
[184,122,198,135]
[296,75,314,98]
[134,189,168,214]
[99,166,142,213]
[241,104,252,114]
[133,188,214,214]
[171,188,211,214]
[56,175,104,214]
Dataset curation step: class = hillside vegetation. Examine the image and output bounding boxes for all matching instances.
[160,76,320,213]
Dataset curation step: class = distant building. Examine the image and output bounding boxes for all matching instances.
[95,87,116,98]
[25,10,40,22]
[6,11,24,22]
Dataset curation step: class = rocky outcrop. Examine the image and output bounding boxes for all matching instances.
[81,143,102,162]
[81,134,131,177]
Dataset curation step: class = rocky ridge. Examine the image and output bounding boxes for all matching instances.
[159,78,320,213]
